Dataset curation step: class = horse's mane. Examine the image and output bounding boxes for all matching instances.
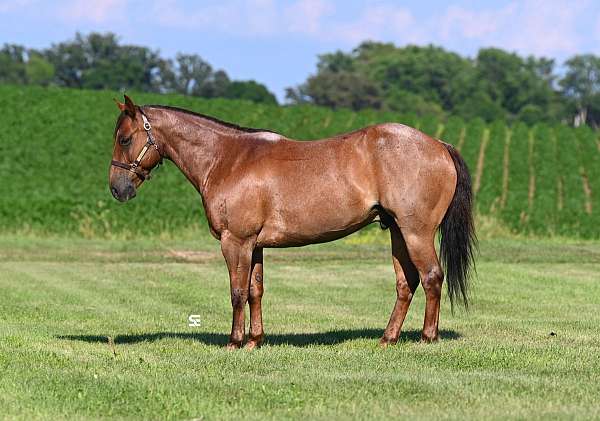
[144,105,278,135]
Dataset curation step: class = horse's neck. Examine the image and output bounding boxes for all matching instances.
[153,110,229,195]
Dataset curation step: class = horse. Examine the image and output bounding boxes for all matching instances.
[109,95,476,350]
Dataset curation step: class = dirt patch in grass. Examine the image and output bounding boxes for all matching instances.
[166,250,221,263]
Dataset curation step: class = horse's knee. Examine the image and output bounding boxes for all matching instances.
[231,288,248,307]
[421,266,444,295]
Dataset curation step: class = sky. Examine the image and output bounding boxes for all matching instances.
[2,0,600,101]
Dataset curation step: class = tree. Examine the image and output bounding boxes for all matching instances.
[197,70,230,98]
[299,70,382,110]
[360,43,473,112]
[560,55,600,126]
[286,42,472,115]
[473,48,557,120]
[454,91,507,122]
[224,80,277,104]
[385,89,444,117]
[172,53,213,95]
[25,51,54,86]
[0,44,27,84]
[45,32,170,92]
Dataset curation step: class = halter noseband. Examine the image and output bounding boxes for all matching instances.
[111,111,162,182]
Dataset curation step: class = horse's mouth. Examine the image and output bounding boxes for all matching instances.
[110,185,136,202]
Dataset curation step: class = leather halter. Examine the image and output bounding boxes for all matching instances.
[111,111,162,182]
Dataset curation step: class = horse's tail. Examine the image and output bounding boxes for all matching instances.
[439,143,477,309]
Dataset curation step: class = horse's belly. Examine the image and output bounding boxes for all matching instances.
[256,201,377,247]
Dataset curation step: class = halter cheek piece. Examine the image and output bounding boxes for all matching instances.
[111,112,163,182]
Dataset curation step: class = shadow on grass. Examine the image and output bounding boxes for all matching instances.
[59,328,460,347]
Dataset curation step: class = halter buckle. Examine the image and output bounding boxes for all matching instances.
[142,114,152,131]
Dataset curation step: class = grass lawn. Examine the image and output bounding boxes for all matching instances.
[1,232,600,420]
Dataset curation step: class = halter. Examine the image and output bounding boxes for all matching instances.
[111,111,163,182]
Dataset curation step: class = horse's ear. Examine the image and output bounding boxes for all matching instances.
[113,98,126,112]
[123,94,137,118]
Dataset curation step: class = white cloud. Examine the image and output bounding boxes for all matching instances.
[150,0,335,38]
[152,0,235,31]
[57,0,124,23]
[437,1,586,57]
[145,0,420,46]
[331,5,419,45]
[501,0,582,56]
[439,4,515,40]
[285,0,334,36]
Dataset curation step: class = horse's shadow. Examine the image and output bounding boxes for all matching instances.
[59,328,460,347]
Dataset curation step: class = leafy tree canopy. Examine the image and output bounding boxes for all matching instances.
[287,41,592,126]
[1,32,277,105]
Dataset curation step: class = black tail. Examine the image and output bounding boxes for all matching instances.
[439,143,477,309]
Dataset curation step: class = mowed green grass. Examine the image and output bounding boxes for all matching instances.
[1,234,600,420]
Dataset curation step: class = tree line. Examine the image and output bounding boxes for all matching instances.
[0,32,278,105]
[286,42,600,127]
[3,33,600,127]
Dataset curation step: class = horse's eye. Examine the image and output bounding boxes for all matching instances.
[119,136,132,147]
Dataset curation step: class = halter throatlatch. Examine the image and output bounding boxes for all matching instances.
[111,112,162,182]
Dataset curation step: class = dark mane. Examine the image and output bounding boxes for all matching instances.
[144,105,278,134]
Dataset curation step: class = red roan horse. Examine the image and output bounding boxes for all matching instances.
[109,95,476,350]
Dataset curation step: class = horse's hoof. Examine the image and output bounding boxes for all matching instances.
[244,339,263,350]
[420,334,439,343]
[379,337,397,348]
[226,341,242,350]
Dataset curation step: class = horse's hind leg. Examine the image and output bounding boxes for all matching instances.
[245,248,264,350]
[380,223,420,347]
[401,230,444,342]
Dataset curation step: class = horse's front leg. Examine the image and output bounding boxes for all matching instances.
[220,231,256,350]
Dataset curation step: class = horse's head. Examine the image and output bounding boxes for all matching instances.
[109,95,162,202]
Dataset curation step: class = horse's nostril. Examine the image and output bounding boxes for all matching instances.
[111,186,119,199]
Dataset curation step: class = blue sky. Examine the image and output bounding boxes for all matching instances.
[1,0,600,101]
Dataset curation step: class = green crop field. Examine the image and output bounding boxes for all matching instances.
[1,84,600,238]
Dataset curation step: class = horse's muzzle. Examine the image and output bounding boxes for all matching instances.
[110,178,136,202]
